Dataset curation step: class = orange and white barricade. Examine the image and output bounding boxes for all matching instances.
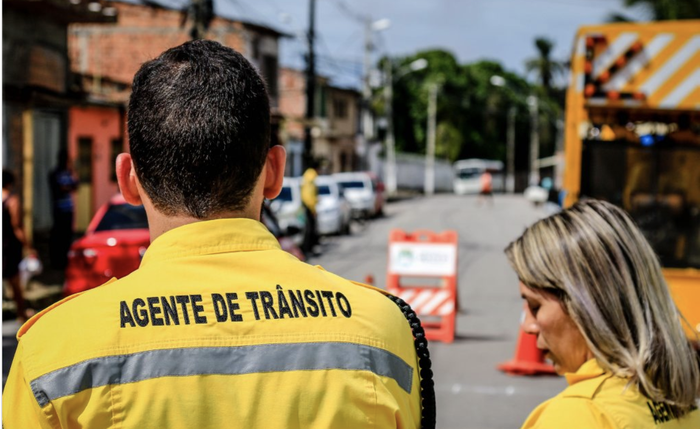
[387,229,458,343]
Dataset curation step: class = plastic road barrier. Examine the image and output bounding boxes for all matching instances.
[387,229,458,343]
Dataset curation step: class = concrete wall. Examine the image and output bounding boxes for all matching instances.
[369,147,454,193]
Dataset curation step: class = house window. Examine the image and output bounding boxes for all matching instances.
[77,137,93,183]
[333,98,348,119]
[316,86,327,118]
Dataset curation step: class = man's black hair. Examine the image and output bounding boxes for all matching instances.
[127,39,271,218]
[3,169,16,189]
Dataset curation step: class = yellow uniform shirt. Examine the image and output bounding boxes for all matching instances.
[521,359,700,429]
[301,168,319,215]
[3,219,421,429]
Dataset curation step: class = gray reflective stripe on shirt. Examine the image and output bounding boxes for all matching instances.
[30,342,413,407]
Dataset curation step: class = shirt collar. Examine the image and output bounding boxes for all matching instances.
[564,358,606,386]
[141,218,281,266]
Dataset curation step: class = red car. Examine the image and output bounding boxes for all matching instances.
[64,196,304,297]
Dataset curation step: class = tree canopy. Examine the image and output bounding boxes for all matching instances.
[380,48,563,167]
[609,0,700,21]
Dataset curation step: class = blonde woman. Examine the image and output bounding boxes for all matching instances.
[506,199,700,429]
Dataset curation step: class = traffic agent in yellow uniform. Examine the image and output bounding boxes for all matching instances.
[522,359,700,429]
[2,40,430,429]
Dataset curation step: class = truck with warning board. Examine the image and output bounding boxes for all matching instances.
[562,20,700,344]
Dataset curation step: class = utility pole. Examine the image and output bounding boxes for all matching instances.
[383,60,397,196]
[188,0,213,40]
[424,82,439,195]
[361,17,373,171]
[506,106,516,193]
[303,0,316,171]
[528,95,539,186]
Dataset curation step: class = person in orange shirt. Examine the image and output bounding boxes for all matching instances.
[477,170,493,206]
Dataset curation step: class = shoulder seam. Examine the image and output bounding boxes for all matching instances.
[18,277,118,338]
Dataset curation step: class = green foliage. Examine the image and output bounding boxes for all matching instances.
[525,37,566,93]
[609,0,700,21]
[384,49,562,165]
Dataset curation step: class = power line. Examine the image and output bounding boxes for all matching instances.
[326,0,366,23]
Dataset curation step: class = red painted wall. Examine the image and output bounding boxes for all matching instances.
[69,106,126,217]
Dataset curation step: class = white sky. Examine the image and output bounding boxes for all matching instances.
[219,0,648,86]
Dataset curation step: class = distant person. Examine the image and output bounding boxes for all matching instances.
[477,170,493,206]
[4,40,429,428]
[3,169,34,322]
[301,165,319,254]
[506,200,700,429]
[48,149,78,269]
[541,177,561,215]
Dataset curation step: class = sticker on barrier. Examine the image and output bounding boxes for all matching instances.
[387,229,458,343]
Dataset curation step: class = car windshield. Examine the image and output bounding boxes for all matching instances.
[338,180,365,189]
[457,168,482,179]
[94,204,148,232]
[276,186,293,202]
[318,185,332,196]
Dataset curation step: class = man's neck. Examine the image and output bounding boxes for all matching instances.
[147,208,260,243]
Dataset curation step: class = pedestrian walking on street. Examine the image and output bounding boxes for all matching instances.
[477,169,493,206]
[3,40,429,429]
[2,169,34,322]
[48,149,78,269]
[505,199,700,429]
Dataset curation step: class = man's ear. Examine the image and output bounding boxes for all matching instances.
[263,145,287,200]
[116,153,143,206]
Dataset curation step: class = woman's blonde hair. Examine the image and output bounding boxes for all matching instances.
[505,199,699,415]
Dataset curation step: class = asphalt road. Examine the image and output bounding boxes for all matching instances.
[309,194,567,429]
[3,194,567,428]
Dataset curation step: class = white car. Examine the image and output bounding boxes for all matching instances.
[524,185,549,205]
[270,177,308,247]
[333,172,383,219]
[315,175,352,235]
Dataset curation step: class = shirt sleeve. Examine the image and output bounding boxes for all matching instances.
[521,396,618,429]
[2,342,54,429]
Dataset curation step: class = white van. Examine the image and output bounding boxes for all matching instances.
[453,159,504,195]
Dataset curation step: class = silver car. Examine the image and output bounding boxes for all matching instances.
[269,177,308,247]
[315,175,352,235]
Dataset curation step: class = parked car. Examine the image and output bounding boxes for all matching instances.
[63,194,150,297]
[333,172,385,219]
[269,177,308,247]
[63,195,305,296]
[315,175,352,235]
[261,202,306,262]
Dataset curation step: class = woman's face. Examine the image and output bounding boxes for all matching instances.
[519,283,592,375]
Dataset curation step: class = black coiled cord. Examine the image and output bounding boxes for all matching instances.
[387,294,436,429]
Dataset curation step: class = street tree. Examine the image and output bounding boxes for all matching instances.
[609,0,700,21]
[525,38,565,96]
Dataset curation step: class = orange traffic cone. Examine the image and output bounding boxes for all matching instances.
[497,309,557,376]
[364,274,374,286]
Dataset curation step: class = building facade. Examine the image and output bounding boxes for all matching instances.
[278,67,361,176]
[67,0,286,229]
[3,0,116,243]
